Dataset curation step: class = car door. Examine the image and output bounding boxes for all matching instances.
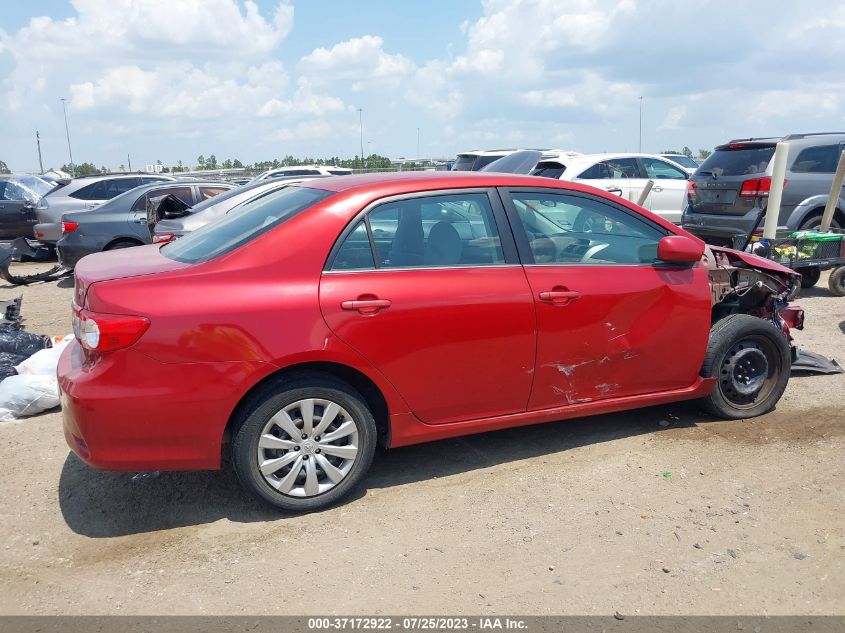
[127,185,194,241]
[0,181,37,238]
[499,187,711,410]
[320,189,537,425]
[640,157,689,223]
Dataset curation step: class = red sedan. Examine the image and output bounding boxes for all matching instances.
[59,172,801,511]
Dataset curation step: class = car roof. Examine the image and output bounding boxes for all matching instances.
[303,170,585,196]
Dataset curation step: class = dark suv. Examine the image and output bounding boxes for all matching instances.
[682,133,845,245]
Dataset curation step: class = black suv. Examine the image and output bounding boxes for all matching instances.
[682,132,845,245]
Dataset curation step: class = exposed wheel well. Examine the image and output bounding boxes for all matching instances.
[104,237,144,250]
[222,361,390,451]
[799,206,844,228]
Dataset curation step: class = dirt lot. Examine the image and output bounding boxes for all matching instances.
[0,269,842,616]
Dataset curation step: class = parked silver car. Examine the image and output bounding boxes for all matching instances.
[34,173,176,244]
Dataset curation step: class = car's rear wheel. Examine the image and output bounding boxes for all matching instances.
[828,266,845,297]
[698,314,791,419]
[232,375,377,511]
[798,213,840,231]
[797,266,821,288]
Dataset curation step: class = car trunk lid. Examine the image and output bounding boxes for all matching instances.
[688,143,776,215]
[73,243,191,307]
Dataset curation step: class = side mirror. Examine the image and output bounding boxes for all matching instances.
[657,235,704,264]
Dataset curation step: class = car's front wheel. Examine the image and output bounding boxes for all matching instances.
[698,314,791,419]
[232,375,377,511]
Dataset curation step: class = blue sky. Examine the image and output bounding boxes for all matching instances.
[1,1,843,171]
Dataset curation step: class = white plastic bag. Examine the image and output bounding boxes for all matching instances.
[15,335,73,376]
[0,374,60,421]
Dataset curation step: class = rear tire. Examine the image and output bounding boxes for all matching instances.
[231,375,377,512]
[828,266,845,297]
[698,314,791,420]
[797,266,821,288]
[798,213,841,231]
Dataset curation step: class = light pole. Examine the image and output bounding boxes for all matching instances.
[638,96,643,153]
[358,108,364,169]
[60,98,75,176]
[35,130,44,174]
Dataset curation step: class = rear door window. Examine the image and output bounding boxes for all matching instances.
[791,144,840,173]
[698,146,774,177]
[330,192,506,270]
[579,158,642,179]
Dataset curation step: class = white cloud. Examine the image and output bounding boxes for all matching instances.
[258,79,346,117]
[273,120,334,142]
[298,35,414,80]
[69,61,295,119]
[658,105,686,131]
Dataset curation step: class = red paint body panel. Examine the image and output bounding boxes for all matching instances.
[320,267,536,423]
[389,376,715,448]
[59,172,735,472]
[523,265,712,408]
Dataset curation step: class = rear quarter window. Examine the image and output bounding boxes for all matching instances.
[161,186,332,264]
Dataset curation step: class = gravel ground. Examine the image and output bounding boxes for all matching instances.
[0,267,842,615]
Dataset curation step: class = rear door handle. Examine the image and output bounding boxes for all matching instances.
[652,186,663,192]
[341,298,391,314]
[539,290,581,306]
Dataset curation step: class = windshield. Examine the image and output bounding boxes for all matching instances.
[0,175,54,202]
[698,146,775,177]
[664,155,699,169]
[161,186,332,264]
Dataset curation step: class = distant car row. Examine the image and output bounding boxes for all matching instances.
[3,133,843,269]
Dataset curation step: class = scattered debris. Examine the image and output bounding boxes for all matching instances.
[694,543,703,550]
[614,612,624,621]
[727,549,738,559]
[662,566,671,573]
[663,471,672,478]
[616,530,623,536]
[791,349,843,375]
[131,472,161,482]
[658,420,671,427]
[794,552,807,560]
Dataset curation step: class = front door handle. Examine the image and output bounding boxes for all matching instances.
[539,289,581,306]
[341,298,391,315]
[652,186,663,192]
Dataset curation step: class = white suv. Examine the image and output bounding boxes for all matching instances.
[530,152,690,223]
[252,165,352,181]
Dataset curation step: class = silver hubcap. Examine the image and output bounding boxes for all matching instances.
[257,398,359,497]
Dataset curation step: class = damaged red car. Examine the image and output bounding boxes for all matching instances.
[59,172,802,511]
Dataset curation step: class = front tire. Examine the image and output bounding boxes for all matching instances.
[698,315,791,419]
[797,266,821,288]
[232,375,377,511]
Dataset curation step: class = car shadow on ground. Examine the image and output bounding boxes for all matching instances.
[58,401,713,538]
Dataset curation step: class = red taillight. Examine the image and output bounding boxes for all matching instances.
[739,176,786,198]
[728,143,746,150]
[72,305,149,353]
[686,179,697,201]
[62,221,79,234]
[152,233,175,244]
